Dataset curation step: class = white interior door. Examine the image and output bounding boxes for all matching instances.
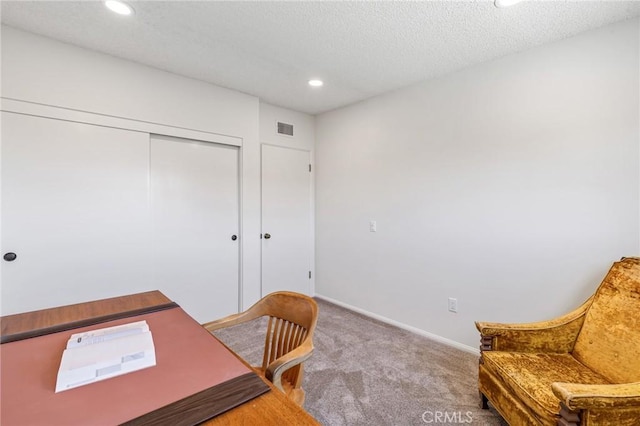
[261,145,312,296]
[1,112,151,315]
[150,135,240,323]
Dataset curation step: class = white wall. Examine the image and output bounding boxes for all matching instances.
[0,26,310,312]
[259,101,315,151]
[315,18,640,350]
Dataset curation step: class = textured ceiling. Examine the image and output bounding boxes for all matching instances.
[2,1,639,115]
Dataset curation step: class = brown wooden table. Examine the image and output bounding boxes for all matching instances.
[0,291,320,426]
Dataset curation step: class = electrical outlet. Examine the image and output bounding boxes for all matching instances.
[369,220,377,232]
[448,297,458,313]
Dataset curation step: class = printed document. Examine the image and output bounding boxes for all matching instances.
[55,320,156,392]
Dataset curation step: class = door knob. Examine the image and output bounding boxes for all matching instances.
[3,252,17,262]
[264,233,271,239]
[231,235,238,241]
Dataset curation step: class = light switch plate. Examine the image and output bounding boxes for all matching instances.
[448,297,458,313]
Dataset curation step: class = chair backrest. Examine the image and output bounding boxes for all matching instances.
[572,257,640,383]
[248,292,318,388]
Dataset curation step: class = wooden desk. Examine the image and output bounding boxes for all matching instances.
[1,291,319,426]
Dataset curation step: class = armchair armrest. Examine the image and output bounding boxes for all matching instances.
[265,339,314,392]
[475,296,593,353]
[552,382,640,410]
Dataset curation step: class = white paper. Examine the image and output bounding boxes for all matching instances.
[66,320,149,348]
[56,320,156,393]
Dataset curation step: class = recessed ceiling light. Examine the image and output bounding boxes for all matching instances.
[494,0,524,8]
[105,0,134,16]
[308,79,324,87]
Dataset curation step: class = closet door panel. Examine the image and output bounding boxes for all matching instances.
[150,135,240,323]
[1,112,151,315]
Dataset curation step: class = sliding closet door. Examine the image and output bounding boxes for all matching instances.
[1,115,240,321]
[150,135,240,323]
[1,112,151,315]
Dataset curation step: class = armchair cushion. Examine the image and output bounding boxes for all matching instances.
[483,352,610,420]
[572,260,640,384]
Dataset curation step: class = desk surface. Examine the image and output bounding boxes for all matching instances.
[0,291,319,426]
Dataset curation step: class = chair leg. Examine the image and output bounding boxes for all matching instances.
[480,392,489,410]
[558,402,580,426]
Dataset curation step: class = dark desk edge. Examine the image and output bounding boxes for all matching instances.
[0,302,179,344]
[121,372,271,426]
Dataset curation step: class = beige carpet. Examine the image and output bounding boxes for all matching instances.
[212,298,507,425]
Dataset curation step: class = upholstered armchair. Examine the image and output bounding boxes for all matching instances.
[476,257,640,426]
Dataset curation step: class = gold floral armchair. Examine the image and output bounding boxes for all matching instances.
[476,257,640,426]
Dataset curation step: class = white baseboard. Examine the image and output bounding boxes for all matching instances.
[314,294,479,355]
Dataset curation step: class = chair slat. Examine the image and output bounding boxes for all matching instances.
[282,321,296,354]
[278,319,287,358]
[287,324,298,353]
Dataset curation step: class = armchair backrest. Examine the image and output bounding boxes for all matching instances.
[250,292,318,388]
[572,257,640,383]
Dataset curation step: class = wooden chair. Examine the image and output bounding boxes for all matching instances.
[202,291,318,406]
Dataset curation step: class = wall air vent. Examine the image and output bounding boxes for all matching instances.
[277,121,294,137]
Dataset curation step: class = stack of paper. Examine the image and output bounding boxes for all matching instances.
[55,320,156,393]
